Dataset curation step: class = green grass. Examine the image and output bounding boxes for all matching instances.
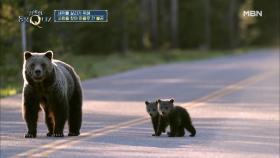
[0,87,17,97]
[0,49,238,98]
[59,50,232,80]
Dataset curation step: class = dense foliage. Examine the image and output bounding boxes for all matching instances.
[0,0,279,97]
[1,0,278,55]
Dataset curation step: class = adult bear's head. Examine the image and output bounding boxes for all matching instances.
[23,50,54,83]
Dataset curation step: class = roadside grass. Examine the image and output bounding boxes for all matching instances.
[0,49,240,98]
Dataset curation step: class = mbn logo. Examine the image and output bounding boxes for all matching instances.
[243,10,262,17]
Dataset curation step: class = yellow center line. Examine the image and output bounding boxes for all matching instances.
[32,119,148,157]
[10,117,147,158]
[181,72,273,108]
[9,72,274,158]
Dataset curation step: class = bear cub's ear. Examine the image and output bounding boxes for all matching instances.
[145,101,149,105]
[45,50,53,60]
[24,51,32,60]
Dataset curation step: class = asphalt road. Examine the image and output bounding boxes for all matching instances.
[1,49,279,158]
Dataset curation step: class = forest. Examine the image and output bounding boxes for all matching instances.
[0,0,279,97]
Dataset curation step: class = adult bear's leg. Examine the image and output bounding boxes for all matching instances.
[68,83,82,136]
[23,87,40,138]
[52,97,68,137]
[44,107,54,137]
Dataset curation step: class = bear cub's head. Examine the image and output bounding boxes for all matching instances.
[158,99,174,116]
[23,50,54,83]
[145,101,159,117]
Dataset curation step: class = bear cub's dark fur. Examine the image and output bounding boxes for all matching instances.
[22,51,83,138]
[158,99,196,137]
[145,101,168,136]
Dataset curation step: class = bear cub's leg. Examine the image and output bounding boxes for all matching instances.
[176,126,185,137]
[156,116,168,136]
[168,122,177,137]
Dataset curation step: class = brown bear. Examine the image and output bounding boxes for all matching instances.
[158,99,196,137]
[145,100,168,136]
[22,50,83,138]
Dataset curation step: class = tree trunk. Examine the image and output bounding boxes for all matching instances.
[151,0,158,49]
[140,0,148,49]
[121,1,129,54]
[204,0,211,50]
[121,18,129,54]
[170,0,178,48]
[21,0,28,52]
[228,0,236,49]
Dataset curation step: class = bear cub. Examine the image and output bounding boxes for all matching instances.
[145,101,168,136]
[158,99,196,137]
[22,50,83,138]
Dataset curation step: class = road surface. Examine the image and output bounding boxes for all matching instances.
[1,49,279,158]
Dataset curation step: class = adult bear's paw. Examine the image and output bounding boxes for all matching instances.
[68,132,80,136]
[25,132,36,138]
[46,132,53,137]
[167,132,175,137]
[53,133,64,137]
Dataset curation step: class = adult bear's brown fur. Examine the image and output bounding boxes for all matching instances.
[22,50,83,138]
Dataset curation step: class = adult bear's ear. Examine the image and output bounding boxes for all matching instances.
[145,101,149,105]
[170,99,174,103]
[24,51,32,60]
[45,50,53,60]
